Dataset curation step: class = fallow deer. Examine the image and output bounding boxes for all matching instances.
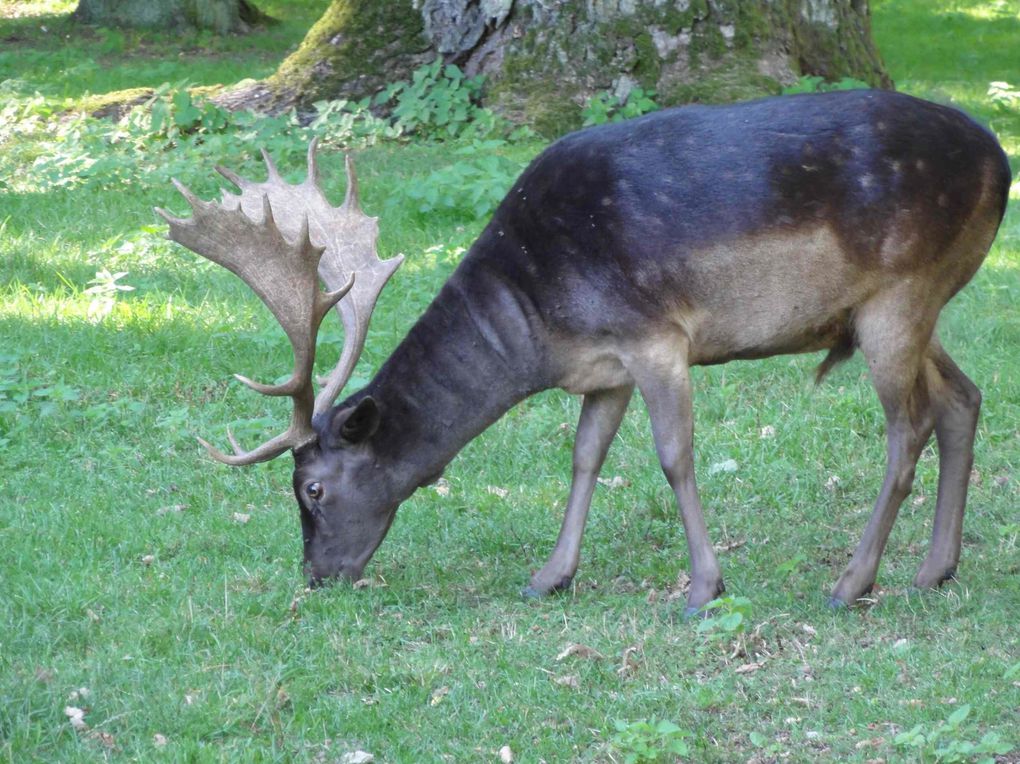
[157,89,1011,614]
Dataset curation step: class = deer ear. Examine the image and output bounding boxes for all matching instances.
[330,397,381,445]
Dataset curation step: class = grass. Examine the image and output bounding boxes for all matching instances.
[1,0,1018,761]
[0,0,327,99]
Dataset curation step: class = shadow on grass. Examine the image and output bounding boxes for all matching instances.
[0,12,74,44]
[0,4,317,102]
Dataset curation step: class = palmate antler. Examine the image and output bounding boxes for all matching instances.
[155,140,404,465]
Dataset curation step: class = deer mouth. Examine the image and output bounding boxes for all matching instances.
[305,561,366,589]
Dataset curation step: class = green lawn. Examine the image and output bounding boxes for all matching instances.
[1,0,1018,761]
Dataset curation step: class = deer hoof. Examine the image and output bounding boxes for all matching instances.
[827,583,876,610]
[828,580,874,610]
[522,572,573,599]
[521,579,572,599]
[912,566,957,591]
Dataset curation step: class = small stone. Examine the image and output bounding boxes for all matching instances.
[341,753,374,764]
[708,459,739,475]
[64,706,87,730]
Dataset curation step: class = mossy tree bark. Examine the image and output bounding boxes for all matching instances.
[219,0,891,135]
[72,0,268,34]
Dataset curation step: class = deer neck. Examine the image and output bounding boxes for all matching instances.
[364,254,553,494]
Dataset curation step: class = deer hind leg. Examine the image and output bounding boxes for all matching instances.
[913,342,981,589]
[524,385,633,597]
[632,351,723,617]
[830,294,938,607]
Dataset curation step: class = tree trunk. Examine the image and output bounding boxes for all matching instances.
[73,0,268,34]
[220,0,891,135]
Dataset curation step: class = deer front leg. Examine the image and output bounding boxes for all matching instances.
[634,353,724,617]
[524,385,633,597]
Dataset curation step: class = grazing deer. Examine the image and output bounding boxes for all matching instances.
[157,89,1010,614]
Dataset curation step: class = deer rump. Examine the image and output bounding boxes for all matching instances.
[162,89,1011,614]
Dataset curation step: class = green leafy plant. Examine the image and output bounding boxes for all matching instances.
[781,75,871,94]
[611,718,693,763]
[133,82,234,145]
[17,61,529,197]
[0,354,81,422]
[84,268,135,321]
[390,139,523,219]
[775,552,807,579]
[696,595,753,640]
[308,97,402,145]
[893,705,1014,763]
[383,60,490,140]
[582,87,660,126]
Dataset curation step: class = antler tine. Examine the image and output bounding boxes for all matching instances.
[197,415,316,466]
[342,154,361,211]
[261,147,283,182]
[215,164,247,190]
[260,192,277,229]
[153,206,187,228]
[321,271,357,311]
[306,137,321,186]
[170,178,208,216]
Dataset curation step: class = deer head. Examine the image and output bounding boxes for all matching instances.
[155,141,403,584]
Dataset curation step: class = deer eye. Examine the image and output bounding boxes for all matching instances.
[305,482,323,501]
